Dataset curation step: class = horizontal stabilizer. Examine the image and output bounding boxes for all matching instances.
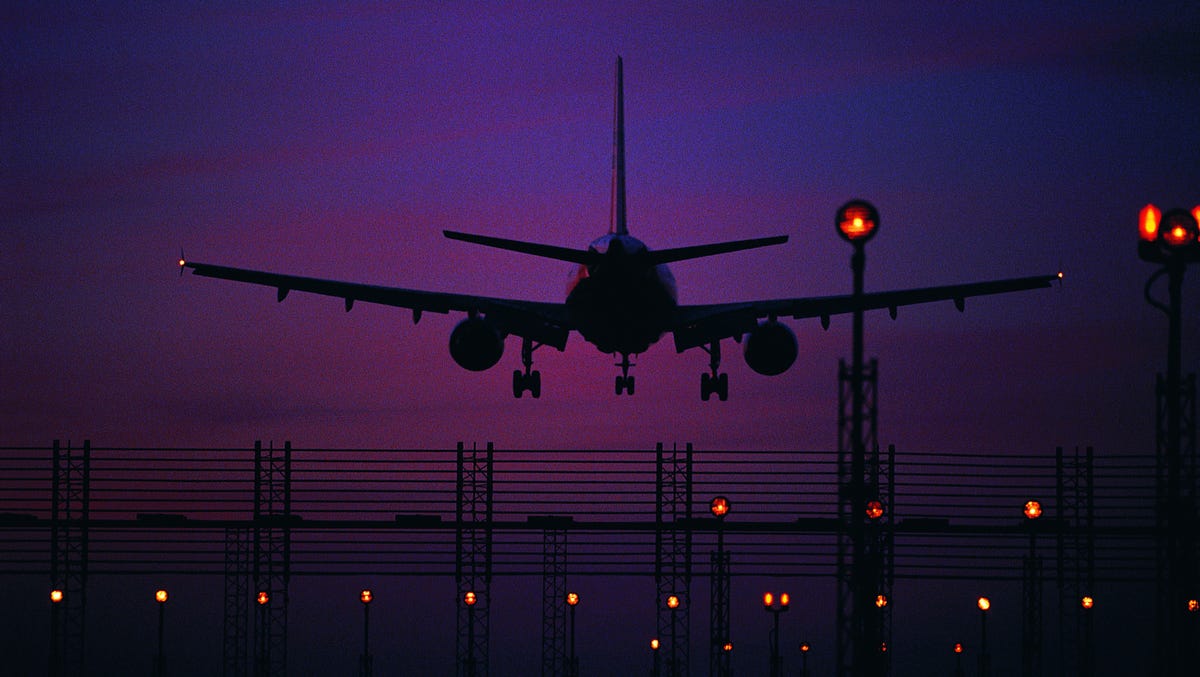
[648,235,788,265]
[444,230,594,265]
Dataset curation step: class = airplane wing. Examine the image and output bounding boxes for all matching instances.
[670,274,1060,351]
[180,260,572,349]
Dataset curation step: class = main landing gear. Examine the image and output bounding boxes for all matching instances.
[513,337,542,398]
[615,353,635,395]
[700,340,728,401]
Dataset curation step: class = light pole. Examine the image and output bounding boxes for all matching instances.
[154,589,168,677]
[710,495,732,677]
[650,637,661,677]
[567,592,580,677]
[1022,500,1043,677]
[799,641,811,677]
[464,590,478,677]
[977,596,991,677]
[836,199,882,676]
[50,588,64,677]
[1139,203,1200,676]
[953,642,965,677]
[359,589,373,677]
[665,594,681,677]
[763,592,790,677]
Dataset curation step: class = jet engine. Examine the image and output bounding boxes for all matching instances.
[742,320,797,376]
[449,317,504,371]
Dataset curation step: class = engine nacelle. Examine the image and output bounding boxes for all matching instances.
[742,320,798,376]
[449,317,504,371]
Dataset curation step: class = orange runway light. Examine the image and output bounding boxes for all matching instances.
[257,591,269,605]
[666,594,680,609]
[1188,599,1199,613]
[780,592,790,608]
[1024,500,1042,519]
[836,200,880,243]
[155,589,168,604]
[977,596,991,611]
[650,638,660,651]
[1140,204,1161,242]
[875,594,888,608]
[1081,595,1094,610]
[360,589,373,604]
[865,500,884,520]
[762,592,773,608]
[710,496,729,518]
[464,591,477,606]
[800,642,810,653]
[566,592,579,606]
[954,642,964,654]
[50,589,64,603]
[723,642,733,652]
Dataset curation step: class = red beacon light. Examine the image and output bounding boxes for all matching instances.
[1024,500,1043,520]
[836,199,880,244]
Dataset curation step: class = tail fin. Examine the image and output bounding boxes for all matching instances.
[610,56,628,236]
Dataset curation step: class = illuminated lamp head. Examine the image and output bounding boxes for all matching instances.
[865,500,884,520]
[977,596,991,611]
[875,594,888,608]
[155,589,168,604]
[954,642,964,654]
[464,591,477,606]
[1161,208,1199,249]
[1081,595,1094,610]
[836,199,880,244]
[50,589,64,604]
[1140,204,1162,243]
[723,642,733,652]
[1024,500,1042,520]
[360,589,373,604]
[257,591,269,605]
[780,592,790,609]
[710,496,730,518]
[1188,599,1199,613]
[650,638,660,651]
[566,592,579,607]
[666,594,680,610]
[762,592,774,608]
[800,642,811,654]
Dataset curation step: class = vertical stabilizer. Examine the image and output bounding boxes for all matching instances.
[610,57,628,235]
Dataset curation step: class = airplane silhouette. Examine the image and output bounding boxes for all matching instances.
[180,57,1058,400]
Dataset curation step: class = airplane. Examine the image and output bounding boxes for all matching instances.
[180,57,1059,401]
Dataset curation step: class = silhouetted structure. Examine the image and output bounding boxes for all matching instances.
[708,498,731,677]
[456,442,493,677]
[1056,446,1095,675]
[539,520,569,676]
[50,439,89,677]
[656,443,693,677]
[223,526,251,677]
[253,441,292,677]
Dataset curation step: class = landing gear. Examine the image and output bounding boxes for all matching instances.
[513,337,542,398]
[700,341,728,401]
[615,353,636,395]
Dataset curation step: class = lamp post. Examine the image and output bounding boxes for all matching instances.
[464,590,478,677]
[953,642,965,677]
[154,589,168,677]
[710,496,732,677]
[977,597,991,677]
[1022,500,1043,677]
[799,641,811,677]
[650,637,661,677]
[49,589,64,677]
[836,199,881,675]
[567,592,580,677]
[763,592,790,677]
[665,594,681,677]
[1139,203,1200,676]
[359,589,373,677]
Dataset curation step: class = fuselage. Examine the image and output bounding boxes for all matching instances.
[565,233,678,355]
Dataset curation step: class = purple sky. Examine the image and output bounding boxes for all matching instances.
[6,3,1198,454]
[4,3,1200,674]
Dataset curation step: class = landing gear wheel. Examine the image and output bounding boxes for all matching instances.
[530,370,541,399]
[513,338,545,398]
[514,370,524,398]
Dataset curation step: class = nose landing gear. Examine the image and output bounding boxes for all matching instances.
[513,337,542,398]
[699,341,728,401]
[615,353,636,395]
